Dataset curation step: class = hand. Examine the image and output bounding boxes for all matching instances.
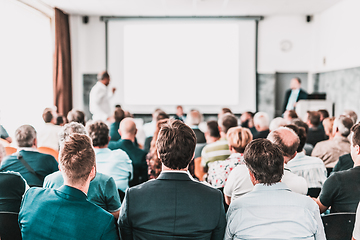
[112,87,116,94]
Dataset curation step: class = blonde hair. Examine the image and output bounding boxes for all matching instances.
[227,127,253,153]
[323,117,335,138]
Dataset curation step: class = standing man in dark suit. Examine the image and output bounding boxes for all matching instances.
[283,77,308,113]
[118,119,226,240]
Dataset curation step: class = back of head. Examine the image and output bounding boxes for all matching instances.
[244,138,284,185]
[343,110,358,124]
[269,117,287,132]
[284,110,298,121]
[67,109,86,126]
[15,125,36,147]
[323,117,335,137]
[59,133,95,183]
[156,111,169,122]
[98,71,110,81]
[227,127,253,153]
[333,115,354,137]
[351,123,360,147]
[318,109,330,121]
[114,107,125,123]
[119,117,137,136]
[267,127,300,158]
[185,109,203,126]
[156,119,196,170]
[253,112,270,129]
[285,124,306,152]
[206,120,220,138]
[307,111,321,127]
[219,113,238,134]
[86,121,109,147]
[291,118,309,132]
[42,108,54,123]
[59,122,87,145]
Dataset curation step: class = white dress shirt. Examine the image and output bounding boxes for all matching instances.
[286,88,300,110]
[89,81,113,121]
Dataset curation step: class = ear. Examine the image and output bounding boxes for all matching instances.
[134,128,138,136]
[33,138,37,148]
[248,169,257,186]
[89,166,96,182]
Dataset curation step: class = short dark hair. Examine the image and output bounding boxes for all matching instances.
[285,124,307,152]
[267,127,300,158]
[318,109,329,119]
[156,119,196,170]
[287,110,298,119]
[351,123,360,147]
[42,108,53,123]
[67,109,86,126]
[221,108,233,115]
[307,111,321,127]
[291,118,309,132]
[98,71,110,80]
[244,139,284,185]
[114,107,125,123]
[156,111,169,122]
[207,120,220,138]
[59,134,95,182]
[86,121,109,147]
[219,113,238,134]
[294,77,301,84]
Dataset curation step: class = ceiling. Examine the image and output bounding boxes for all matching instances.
[39,0,344,17]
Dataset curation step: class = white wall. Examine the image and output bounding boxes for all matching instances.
[70,15,106,110]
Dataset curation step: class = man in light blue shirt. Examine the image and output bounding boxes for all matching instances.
[86,121,133,193]
[225,139,326,240]
[283,77,308,112]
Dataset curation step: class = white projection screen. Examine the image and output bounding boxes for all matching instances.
[108,19,256,114]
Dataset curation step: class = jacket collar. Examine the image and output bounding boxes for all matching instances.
[57,185,87,200]
[157,171,192,181]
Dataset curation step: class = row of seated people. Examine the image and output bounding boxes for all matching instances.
[0,105,360,239]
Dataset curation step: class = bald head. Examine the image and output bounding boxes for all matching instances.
[267,127,300,163]
[119,117,137,141]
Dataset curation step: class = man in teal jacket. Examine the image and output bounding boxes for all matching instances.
[19,134,119,240]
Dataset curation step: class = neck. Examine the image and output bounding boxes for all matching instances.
[334,132,343,138]
[220,132,227,139]
[207,136,220,144]
[162,165,188,172]
[63,179,90,195]
[94,145,108,149]
[121,134,135,142]
[256,127,268,132]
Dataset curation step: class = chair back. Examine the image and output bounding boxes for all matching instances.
[37,147,59,162]
[0,211,22,240]
[322,212,355,240]
[307,188,321,198]
[4,146,17,156]
[194,157,205,181]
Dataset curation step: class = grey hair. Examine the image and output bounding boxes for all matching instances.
[185,109,203,126]
[59,122,87,144]
[15,125,37,147]
[333,115,354,137]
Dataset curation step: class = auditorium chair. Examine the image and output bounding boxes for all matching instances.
[4,146,16,156]
[0,211,22,240]
[194,157,206,181]
[322,212,356,240]
[37,146,59,161]
[0,139,10,147]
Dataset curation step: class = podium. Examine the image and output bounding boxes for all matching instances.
[295,100,333,120]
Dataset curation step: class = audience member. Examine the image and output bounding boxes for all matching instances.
[252,112,270,139]
[0,125,58,187]
[109,118,148,187]
[312,115,353,169]
[146,119,168,179]
[269,117,287,132]
[0,171,28,213]
[318,109,330,123]
[143,110,169,152]
[322,117,335,140]
[89,70,116,121]
[55,115,67,126]
[37,107,61,150]
[283,109,298,123]
[292,118,314,155]
[142,108,163,138]
[43,122,121,219]
[0,124,12,143]
[118,119,226,239]
[201,113,238,168]
[285,124,327,190]
[306,111,327,147]
[240,111,256,135]
[185,109,206,143]
[174,105,186,122]
[67,109,86,126]
[109,106,125,142]
[332,153,354,174]
[207,127,252,190]
[195,120,220,159]
[283,77,308,112]
[224,139,325,240]
[315,122,360,213]
[218,107,233,120]
[224,127,307,205]
[86,121,133,194]
[343,109,358,124]
[19,134,119,239]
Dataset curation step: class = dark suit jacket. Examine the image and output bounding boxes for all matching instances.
[109,139,148,187]
[193,128,206,143]
[109,122,121,141]
[19,185,118,240]
[119,172,226,240]
[0,150,58,187]
[283,88,308,112]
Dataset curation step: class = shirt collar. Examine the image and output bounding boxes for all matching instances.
[94,148,111,153]
[57,185,88,199]
[17,147,38,153]
[253,182,291,192]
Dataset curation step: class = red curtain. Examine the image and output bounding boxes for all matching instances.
[53,8,72,116]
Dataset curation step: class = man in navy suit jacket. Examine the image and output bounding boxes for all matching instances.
[283,77,308,113]
[19,134,119,240]
[118,119,226,240]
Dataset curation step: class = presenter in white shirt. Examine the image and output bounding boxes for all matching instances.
[89,71,116,122]
[283,77,308,113]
